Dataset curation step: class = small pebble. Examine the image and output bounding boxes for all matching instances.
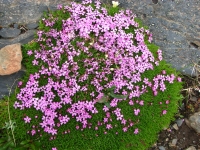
[175,119,184,127]
[172,139,177,145]
[158,146,166,150]
[169,139,178,147]
[190,96,197,102]
[186,146,196,150]
[172,123,179,130]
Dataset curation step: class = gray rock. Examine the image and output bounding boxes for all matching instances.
[186,146,196,150]
[172,123,179,130]
[185,111,200,134]
[0,28,21,38]
[0,0,71,26]
[0,70,25,99]
[190,96,198,102]
[26,22,38,30]
[158,146,166,150]
[0,30,36,49]
[169,139,178,147]
[175,119,184,127]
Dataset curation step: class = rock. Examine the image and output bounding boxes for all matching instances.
[172,123,179,130]
[26,23,38,30]
[158,146,165,150]
[13,23,19,29]
[152,0,158,4]
[185,111,200,134]
[0,43,22,75]
[190,96,198,102]
[0,70,25,99]
[169,139,177,147]
[0,28,21,38]
[0,30,36,49]
[0,0,71,27]
[175,119,184,127]
[186,146,196,150]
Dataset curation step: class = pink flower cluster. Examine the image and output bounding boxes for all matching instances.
[14,0,182,136]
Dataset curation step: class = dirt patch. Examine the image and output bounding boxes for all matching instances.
[149,75,200,150]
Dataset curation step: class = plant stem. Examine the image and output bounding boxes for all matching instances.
[7,78,19,146]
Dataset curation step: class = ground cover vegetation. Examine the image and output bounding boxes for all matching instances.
[0,0,183,149]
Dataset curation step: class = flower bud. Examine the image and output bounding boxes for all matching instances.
[112,1,119,8]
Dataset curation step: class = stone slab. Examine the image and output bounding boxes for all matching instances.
[0,70,25,99]
[0,28,21,38]
[0,30,36,49]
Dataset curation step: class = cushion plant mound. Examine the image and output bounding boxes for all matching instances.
[6,0,182,149]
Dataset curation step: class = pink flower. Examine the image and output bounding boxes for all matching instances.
[162,70,166,74]
[139,100,144,106]
[177,77,182,82]
[106,124,113,130]
[103,118,108,123]
[129,100,134,105]
[31,129,36,136]
[122,127,128,132]
[18,81,23,87]
[27,50,33,56]
[52,148,57,150]
[134,109,140,116]
[153,90,158,96]
[162,110,167,115]
[103,106,109,112]
[76,125,79,130]
[24,116,31,123]
[165,100,170,104]
[106,112,111,118]
[134,128,139,134]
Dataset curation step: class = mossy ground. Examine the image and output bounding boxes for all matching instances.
[0,2,183,150]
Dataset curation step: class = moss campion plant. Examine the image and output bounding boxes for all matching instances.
[9,0,182,149]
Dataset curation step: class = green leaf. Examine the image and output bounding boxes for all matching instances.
[30,144,36,150]
[104,102,111,108]
[106,86,116,92]
[0,141,12,150]
[3,120,16,131]
[14,147,27,150]
[20,140,30,145]
[9,141,15,148]
[34,141,41,148]
[108,92,128,99]
[0,137,8,144]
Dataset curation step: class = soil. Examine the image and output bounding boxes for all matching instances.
[149,75,200,150]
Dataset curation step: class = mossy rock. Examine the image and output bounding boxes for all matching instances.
[2,1,182,150]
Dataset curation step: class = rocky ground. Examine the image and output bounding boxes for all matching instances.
[149,75,200,150]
